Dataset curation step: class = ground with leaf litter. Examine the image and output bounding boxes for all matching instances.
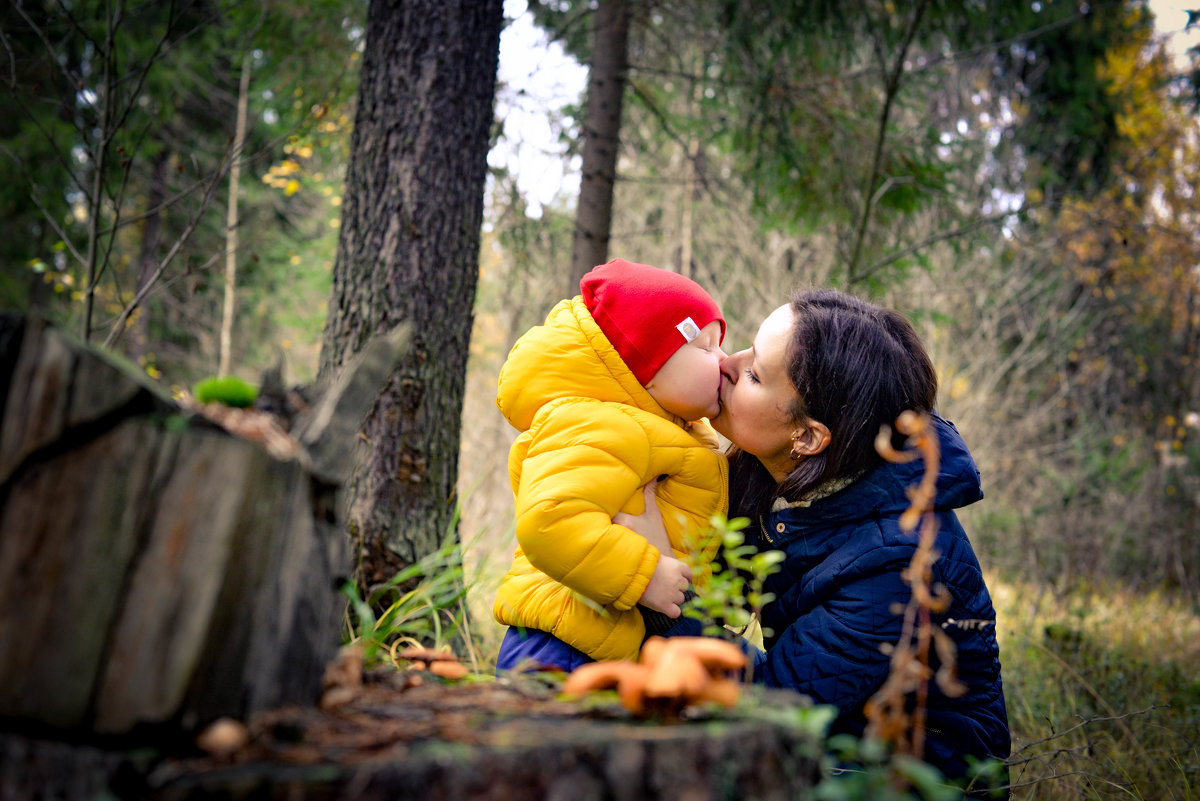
[183,666,587,767]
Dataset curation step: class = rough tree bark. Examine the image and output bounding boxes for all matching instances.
[318,0,503,588]
[568,0,632,295]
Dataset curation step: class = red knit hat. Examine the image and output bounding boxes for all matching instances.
[580,258,725,386]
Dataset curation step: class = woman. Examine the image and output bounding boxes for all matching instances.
[627,289,1009,787]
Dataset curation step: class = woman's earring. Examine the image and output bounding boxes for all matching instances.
[789,431,804,460]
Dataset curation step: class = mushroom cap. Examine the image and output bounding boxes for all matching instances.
[396,645,457,662]
[429,660,470,680]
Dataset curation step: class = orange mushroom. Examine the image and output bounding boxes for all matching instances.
[643,641,710,698]
[429,660,470,680]
[395,645,456,664]
[562,636,747,716]
[659,636,748,672]
[562,660,649,714]
[395,645,469,680]
[693,676,741,708]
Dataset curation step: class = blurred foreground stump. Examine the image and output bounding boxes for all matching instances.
[2,675,823,801]
[0,313,407,735]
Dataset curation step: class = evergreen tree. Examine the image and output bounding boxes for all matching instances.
[0,0,362,381]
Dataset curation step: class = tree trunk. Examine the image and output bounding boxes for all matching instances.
[678,138,700,279]
[218,56,252,378]
[82,3,115,344]
[131,147,170,363]
[318,0,503,588]
[568,0,632,295]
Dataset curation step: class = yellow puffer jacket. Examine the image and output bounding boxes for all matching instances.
[492,297,729,662]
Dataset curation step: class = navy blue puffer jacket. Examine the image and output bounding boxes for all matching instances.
[752,415,1009,780]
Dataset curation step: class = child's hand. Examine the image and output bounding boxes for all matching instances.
[640,555,693,618]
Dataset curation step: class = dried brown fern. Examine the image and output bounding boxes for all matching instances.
[864,411,967,760]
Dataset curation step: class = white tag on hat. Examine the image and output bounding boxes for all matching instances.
[676,317,700,342]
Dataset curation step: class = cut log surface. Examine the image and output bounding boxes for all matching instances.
[159,717,818,801]
[1,678,823,801]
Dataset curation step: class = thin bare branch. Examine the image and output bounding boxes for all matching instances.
[103,148,230,349]
[0,88,92,199]
[0,143,87,266]
[10,1,86,90]
[94,246,224,333]
[82,0,116,342]
[1009,705,1166,758]
[94,98,165,302]
[847,0,929,285]
[0,22,16,87]
[856,208,1026,284]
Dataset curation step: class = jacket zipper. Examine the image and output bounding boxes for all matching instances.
[758,516,775,545]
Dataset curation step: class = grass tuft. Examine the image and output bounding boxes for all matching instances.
[995,574,1200,799]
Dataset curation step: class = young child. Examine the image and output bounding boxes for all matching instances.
[492,258,730,671]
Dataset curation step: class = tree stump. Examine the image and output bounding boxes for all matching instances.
[2,675,823,800]
[0,314,406,736]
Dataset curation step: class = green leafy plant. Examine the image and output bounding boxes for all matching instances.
[341,532,471,668]
[816,735,964,801]
[193,375,258,408]
[812,735,1010,800]
[683,514,785,642]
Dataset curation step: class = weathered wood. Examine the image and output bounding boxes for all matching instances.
[0,419,176,728]
[154,718,819,801]
[0,732,149,801]
[1,682,824,801]
[292,324,411,485]
[90,430,346,733]
[0,316,349,736]
[177,446,346,731]
[0,315,174,485]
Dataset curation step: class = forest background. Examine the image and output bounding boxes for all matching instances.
[2,0,1199,797]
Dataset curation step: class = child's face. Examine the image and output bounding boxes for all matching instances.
[645,321,725,421]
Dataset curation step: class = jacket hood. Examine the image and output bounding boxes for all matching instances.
[774,415,982,529]
[497,297,674,432]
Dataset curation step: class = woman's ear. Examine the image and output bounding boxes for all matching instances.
[790,419,831,458]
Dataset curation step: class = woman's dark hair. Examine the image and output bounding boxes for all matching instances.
[729,289,938,520]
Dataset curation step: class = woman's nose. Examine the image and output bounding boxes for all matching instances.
[719,349,743,380]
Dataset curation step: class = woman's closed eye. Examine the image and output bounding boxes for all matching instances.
[744,367,760,384]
